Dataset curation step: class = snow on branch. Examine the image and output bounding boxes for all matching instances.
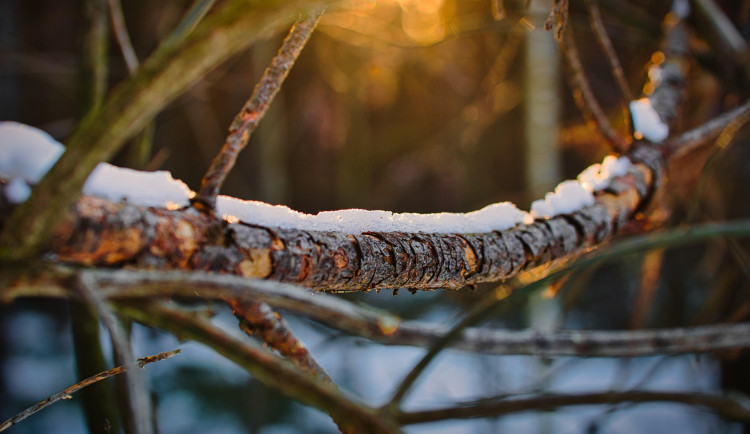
[0,121,650,291]
[0,1,691,292]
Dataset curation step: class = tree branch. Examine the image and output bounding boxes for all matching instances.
[0,350,179,433]
[559,21,630,152]
[195,10,323,209]
[395,390,750,425]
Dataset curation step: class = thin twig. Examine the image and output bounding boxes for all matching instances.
[107,0,139,74]
[161,0,217,50]
[395,390,750,425]
[0,350,179,433]
[560,24,630,152]
[195,10,323,209]
[667,99,750,157]
[692,0,750,81]
[79,0,108,117]
[76,273,153,434]
[685,103,750,222]
[107,0,158,170]
[585,0,634,101]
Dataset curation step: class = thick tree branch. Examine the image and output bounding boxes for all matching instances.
[37,160,647,292]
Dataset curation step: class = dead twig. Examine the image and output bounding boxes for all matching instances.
[0,350,180,433]
[195,10,323,209]
[559,24,630,152]
[585,0,634,101]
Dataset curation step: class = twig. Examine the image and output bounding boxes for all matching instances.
[161,0,217,51]
[79,0,108,117]
[229,299,330,378]
[0,350,179,433]
[667,99,750,157]
[228,299,354,433]
[692,0,750,81]
[685,103,750,222]
[107,0,139,74]
[114,300,398,433]
[106,0,155,170]
[395,390,750,425]
[559,23,630,152]
[195,10,323,209]
[585,0,634,102]
[76,273,153,434]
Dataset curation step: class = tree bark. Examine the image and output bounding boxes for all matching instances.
[40,155,653,292]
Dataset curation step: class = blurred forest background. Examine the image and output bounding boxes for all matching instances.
[2,0,750,432]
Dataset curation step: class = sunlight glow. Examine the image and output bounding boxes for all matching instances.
[223,214,240,224]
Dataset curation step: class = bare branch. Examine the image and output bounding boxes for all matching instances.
[560,23,630,152]
[667,99,750,158]
[195,10,323,209]
[692,0,750,80]
[79,0,109,117]
[107,0,139,74]
[395,390,750,425]
[585,0,634,102]
[227,298,355,432]
[0,350,179,433]
[160,0,217,51]
[229,299,330,378]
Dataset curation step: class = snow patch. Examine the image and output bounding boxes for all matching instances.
[217,196,528,234]
[530,180,594,219]
[4,177,32,204]
[630,98,669,143]
[83,163,194,209]
[577,155,633,192]
[0,121,65,184]
[0,122,637,234]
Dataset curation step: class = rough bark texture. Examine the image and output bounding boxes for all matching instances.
[38,158,652,292]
